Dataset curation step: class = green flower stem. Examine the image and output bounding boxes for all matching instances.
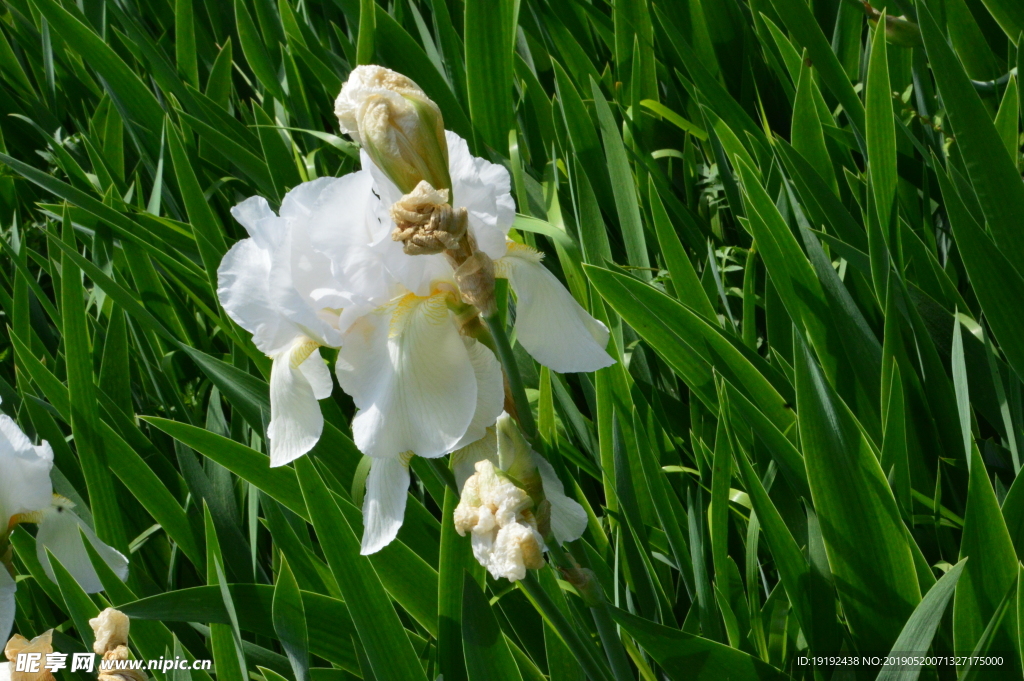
[483,312,538,441]
[519,572,615,681]
[559,541,634,681]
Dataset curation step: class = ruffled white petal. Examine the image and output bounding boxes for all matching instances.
[230,195,282,252]
[307,171,397,307]
[278,177,339,221]
[360,456,411,555]
[0,567,15,647]
[36,503,129,593]
[0,415,53,523]
[336,293,478,459]
[497,243,614,373]
[268,339,329,467]
[217,239,297,356]
[221,183,350,355]
[451,339,504,451]
[533,454,588,544]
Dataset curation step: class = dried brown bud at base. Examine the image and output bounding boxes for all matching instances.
[390,182,462,255]
[5,631,55,681]
[390,182,499,315]
[453,251,496,316]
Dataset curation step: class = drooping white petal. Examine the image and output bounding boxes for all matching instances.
[36,502,129,593]
[497,243,615,373]
[336,293,478,459]
[299,348,334,400]
[0,566,15,647]
[268,339,329,468]
[360,456,411,555]
[451,339,504,451]
[533,453,588,544]
[0,415,53,523]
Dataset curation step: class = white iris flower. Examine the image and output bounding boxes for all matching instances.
[0,414,128,644]
[218,68,614,557]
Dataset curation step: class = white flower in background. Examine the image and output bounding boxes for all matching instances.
[33,497,129,593]
[0,415,128,645]
[218,179,354,467]
[452,413,589,580]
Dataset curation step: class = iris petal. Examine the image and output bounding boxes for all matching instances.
[360,456,411,555]
[498,244,615,373]
[336,293,478,459]
[268,339,331,467]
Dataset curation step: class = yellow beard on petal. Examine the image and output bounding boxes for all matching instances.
[387,290,452,338]
[494,242,543,279]
[288,337,321,369]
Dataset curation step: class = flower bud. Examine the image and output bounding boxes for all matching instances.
[454,459,545,581]
[496,413,541,498]
[335,65,451,194]
[5,631,55,681]
[90,608,130,656]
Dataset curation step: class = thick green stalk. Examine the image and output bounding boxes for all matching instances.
[562,542,634,681]
[483,312,538,440]
[519,573,615,681]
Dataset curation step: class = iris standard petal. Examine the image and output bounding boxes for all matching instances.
[230,195,282,251]
[268,339,329,467]
[0,567,15,648]
[444,132,515,260]
[36,504,129,593]
[336,292,478,459]
[217,239,296,356]
[533,453,589,544]
[0,415,53,523]
[498,243,615,373]
[360,456,411,555]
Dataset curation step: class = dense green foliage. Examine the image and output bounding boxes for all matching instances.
[2,0,1024,679]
